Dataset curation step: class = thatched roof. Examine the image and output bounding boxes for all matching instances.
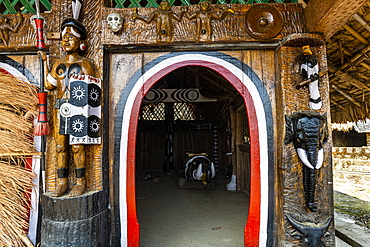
[323,1,370,123]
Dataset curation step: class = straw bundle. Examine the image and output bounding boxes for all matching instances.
[0,160,35,247]
[0,73,38,246]
[0,74,38,153]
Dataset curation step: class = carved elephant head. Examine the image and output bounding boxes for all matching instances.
[185,155,215,185]
[284,112,328,211]
[285,112,327,170]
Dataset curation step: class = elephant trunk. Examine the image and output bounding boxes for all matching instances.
[303,166,317,212]
[300,143,322,212]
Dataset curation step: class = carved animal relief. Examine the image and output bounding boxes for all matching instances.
[185,155,215,185]
[286,214,332,247]
[285,112,328,212]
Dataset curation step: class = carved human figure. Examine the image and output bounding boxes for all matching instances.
[132,1,183,42]
[285,112,328,212]
[301,45,322,110]
[186,1,233,42]
[40,18,96,197]
[0,13,23,46]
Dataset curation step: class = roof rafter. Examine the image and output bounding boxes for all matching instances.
[330,84,362,107]
[328,64,370,91]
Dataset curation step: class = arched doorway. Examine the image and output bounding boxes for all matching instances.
[136,65,248,246]
[114,51,275,246]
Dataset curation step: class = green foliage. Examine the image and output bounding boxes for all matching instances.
[111,0,298,8]
[1,0,51,14]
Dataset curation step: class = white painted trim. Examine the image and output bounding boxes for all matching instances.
[27,157,40,245]
[118,53,270,246]
[0,62,30,83]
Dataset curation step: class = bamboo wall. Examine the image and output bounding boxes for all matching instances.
[136,130,216,172]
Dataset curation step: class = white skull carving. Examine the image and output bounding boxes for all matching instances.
[107,13,123,32]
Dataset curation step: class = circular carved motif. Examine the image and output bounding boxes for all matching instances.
[245,5,283,40]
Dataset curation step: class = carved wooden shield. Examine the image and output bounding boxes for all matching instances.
[245,5,283,40]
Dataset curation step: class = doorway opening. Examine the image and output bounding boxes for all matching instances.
[136,66,250,246]
[115,51,275,246]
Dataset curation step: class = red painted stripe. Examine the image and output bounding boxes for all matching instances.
[126,60,262,246]
[0,68,13,76]
[126,92,142,247]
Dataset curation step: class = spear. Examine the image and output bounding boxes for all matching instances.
[33,0,48,136]
[33,0,48,193]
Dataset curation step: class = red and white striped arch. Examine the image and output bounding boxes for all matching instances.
[118,53,271,246]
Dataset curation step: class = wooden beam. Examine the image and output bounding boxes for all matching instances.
[360,62,370,70]
[353,13,370,33]
[304,0,367,39]
[340,44,370,71]
[330,99,348,111]
[343,24,369,45]
[328,63,370,91]
[330,84,362,107]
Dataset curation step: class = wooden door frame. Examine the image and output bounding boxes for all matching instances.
[113,51,276,246]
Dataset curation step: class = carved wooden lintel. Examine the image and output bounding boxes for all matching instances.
[0,13,23,46]
[0,4,305,52]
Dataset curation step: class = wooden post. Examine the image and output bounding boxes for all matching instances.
[276,33,335,246]
[41,191,110,246]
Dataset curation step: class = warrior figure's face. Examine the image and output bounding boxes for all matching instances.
[62,26,81,52]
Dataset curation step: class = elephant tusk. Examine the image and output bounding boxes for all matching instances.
[316,148,324,169]
[193,163,203,180]
[297,148,315,169]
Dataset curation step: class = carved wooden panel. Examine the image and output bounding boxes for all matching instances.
[276,38,334,245]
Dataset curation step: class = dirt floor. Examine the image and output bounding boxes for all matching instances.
[136,174,249,247]
[136,172,370,247]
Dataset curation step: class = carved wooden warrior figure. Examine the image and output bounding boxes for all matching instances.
[132,1,183,43]
[40,18,100,197]
[186,1,233,42]
[300,45,322,110]
[285,112,328,212]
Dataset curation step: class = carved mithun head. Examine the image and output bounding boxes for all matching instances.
[107,13,123,32]
[286,214,332,247]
